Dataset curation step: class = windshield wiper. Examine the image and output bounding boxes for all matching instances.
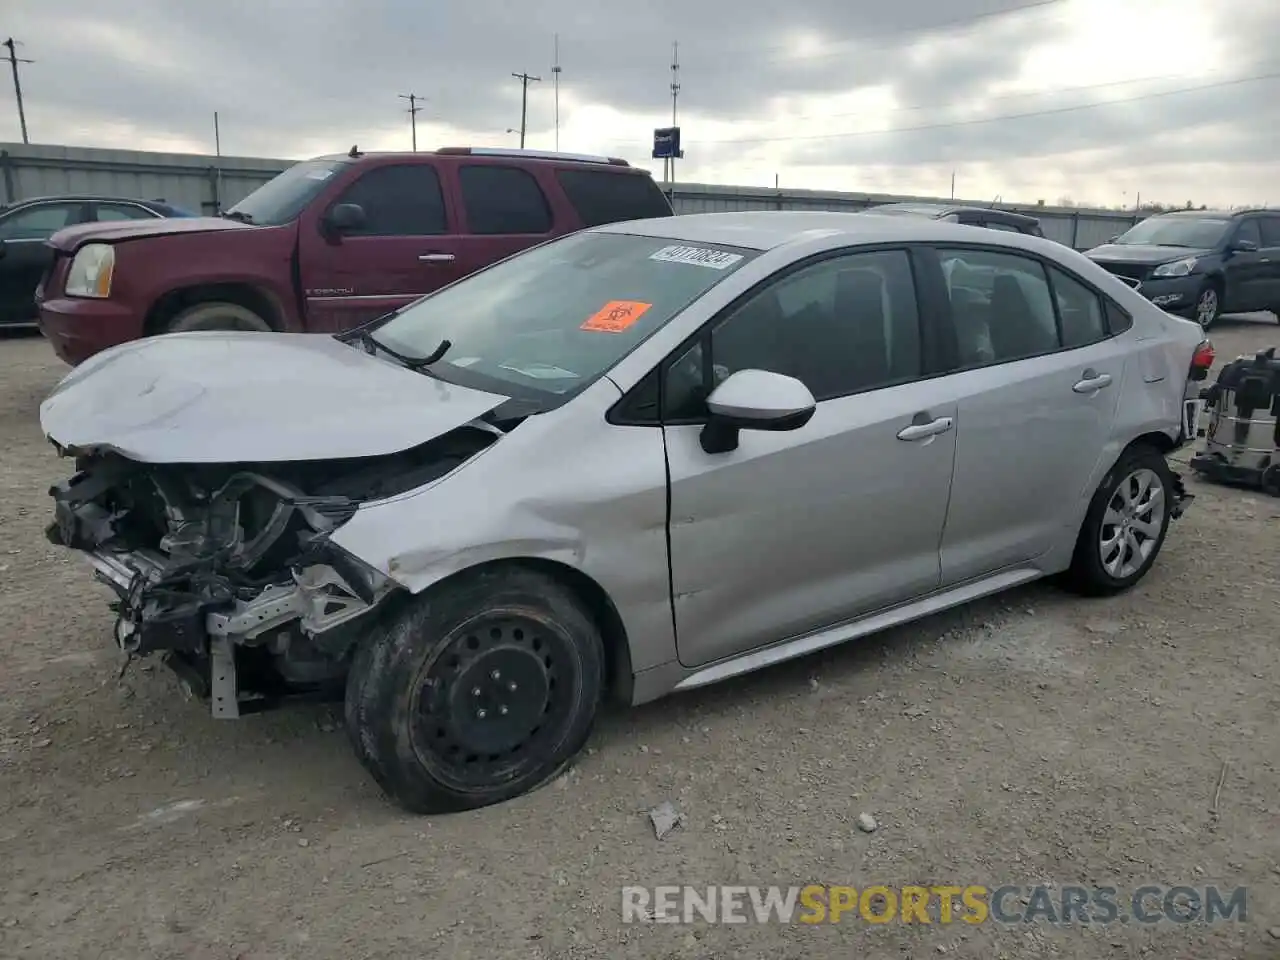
[221,210,255,223]
[353,329,451,370]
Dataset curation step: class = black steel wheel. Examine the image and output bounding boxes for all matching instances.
[344,566,604,814]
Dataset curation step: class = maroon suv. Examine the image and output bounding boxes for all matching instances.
[36,147,674,365]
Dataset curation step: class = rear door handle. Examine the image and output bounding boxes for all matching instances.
[897,416,954,442]
[1073,370,1113,394]
[418,253,456,263]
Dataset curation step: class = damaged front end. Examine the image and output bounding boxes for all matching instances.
[45,426,499,717]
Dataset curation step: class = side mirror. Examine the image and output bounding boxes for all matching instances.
[1230,238,1258,253]
[324,203,366,237]
[699,369,816,454]
[1106,235,1119,243]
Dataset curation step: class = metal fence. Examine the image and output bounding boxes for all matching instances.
[1,142,1143,249]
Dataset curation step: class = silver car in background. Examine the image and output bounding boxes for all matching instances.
[40,211,1213,813]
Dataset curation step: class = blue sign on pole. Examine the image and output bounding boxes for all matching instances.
[652,126,683,160]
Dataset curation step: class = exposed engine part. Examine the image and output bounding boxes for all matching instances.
[44,424,500,717]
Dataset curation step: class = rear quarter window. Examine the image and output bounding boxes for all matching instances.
[555,170,673,227]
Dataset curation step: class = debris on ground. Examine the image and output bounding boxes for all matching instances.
[856,812,879,833]
[647,801,685,840]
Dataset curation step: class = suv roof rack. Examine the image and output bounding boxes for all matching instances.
[435,146,630,166]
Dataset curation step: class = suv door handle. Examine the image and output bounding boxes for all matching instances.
[418,253,456,263]
[1073,369,1113,394]
[897,416,954,442]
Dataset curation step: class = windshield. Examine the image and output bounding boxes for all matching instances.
[372,231,758,402]
[1114,217,1229,248]
[224,158,349,226]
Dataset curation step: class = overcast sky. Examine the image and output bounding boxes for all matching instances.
[4,0,1277,208]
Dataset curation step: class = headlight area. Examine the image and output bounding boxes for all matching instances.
[1151,257,1200,279]
[64,243,116,298]
[46,453,398,718]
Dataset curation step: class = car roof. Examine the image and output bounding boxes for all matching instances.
[592,210,1051,253]
[0,195,172,211]
[873,202,1038,224]
[1154,209,1235,220]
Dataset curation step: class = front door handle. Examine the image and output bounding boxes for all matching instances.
[1073,369,1113,394]
[419,253,456,263]
[897,416,954,442]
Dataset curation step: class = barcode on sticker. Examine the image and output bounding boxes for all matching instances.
[649,245,744,270]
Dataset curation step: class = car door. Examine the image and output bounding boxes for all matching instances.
[661,247,957,669]
[1222,219,1266,313]
[90,201,162,223]
[0,200,89,323]
[297,162,464,332]
[449,163,559,278]
[1255,215,1280,310]
[932,245,1127,585]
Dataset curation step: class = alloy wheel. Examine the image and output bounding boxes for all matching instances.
[1099,467,1166,579]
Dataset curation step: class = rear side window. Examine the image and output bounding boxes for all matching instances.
[458,165,553,234]
[95,203,158,222]
[0,202,81,240]
[556,170,672,227]
[1104,300,1133,334]
[337,164,446,236]
[1047,266,1107,349]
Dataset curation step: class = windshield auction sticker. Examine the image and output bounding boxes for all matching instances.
[581,300,653,332]
[649,245,744,270]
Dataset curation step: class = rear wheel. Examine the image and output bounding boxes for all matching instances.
[344,566,604,814]
[163,301,271,334]
[1063,445,1174,596]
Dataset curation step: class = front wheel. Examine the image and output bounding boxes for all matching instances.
[164,301,271,334]
[344,566,604,814]
[1192,283,1221,330]
[1062,446,1175,596]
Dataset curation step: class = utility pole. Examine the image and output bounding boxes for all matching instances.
[511,72,541,149]
[398,93,423,151]
[668,41,680,185]
[213,112,223,214]
[4,37,32,145]
[552,35,562,151]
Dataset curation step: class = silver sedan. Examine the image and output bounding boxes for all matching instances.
[40,211,1214,813]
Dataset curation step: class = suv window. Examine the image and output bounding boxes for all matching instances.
[458,165,553,234]
[0,202,81,240]
[556,170,672,227]
[1235,219,1263,248]
[939,248,1059,366]
[95,203,158,222]
[336,164,446,236]
[664,249,923,418]
[1259,217,1280,248]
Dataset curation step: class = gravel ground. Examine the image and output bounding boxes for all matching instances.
[1,319,1278,960]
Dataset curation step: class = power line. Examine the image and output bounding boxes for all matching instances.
[4,37,33,145]
[605,68,1280,149]
[511,72,541,149]
[398,93,423,152]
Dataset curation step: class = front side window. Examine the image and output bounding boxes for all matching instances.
[336,164,447,236]
[1233,219,1262,248]
[372,231,757,403]
[224,158,350,226]
[95,203,158,222]
[0,202,80,240]
[664,249,923,419]
[938,248,1058,366]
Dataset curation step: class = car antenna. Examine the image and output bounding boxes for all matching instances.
[348,144,361,158]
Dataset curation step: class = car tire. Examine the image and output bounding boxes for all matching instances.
[164,301,272,334]
[344,565,604,814]
[1062,444,1175,597]
[1192,282,1221,330]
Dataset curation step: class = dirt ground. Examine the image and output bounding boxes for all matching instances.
[1,318,1278,960]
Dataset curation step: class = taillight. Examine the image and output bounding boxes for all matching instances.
[1189,339,1214,381]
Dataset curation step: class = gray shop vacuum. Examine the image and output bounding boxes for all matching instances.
[1190,346,1280,496]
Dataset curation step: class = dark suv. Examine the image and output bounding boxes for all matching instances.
[36,147,674,365]
[1085,209,1280,329]
[868,202,1045,237]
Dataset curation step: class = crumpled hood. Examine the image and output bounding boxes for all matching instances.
[39,331,508,464]
[1085,243,1213,265]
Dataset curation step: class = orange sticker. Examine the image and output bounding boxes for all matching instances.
[580,300,652,333]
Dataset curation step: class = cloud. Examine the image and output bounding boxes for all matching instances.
[4,0,1278,207]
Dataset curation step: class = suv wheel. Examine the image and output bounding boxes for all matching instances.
[1193,283,1221,330]
[164,301,272,334]
[1062,445,1174,596]
[344,566,604,814]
